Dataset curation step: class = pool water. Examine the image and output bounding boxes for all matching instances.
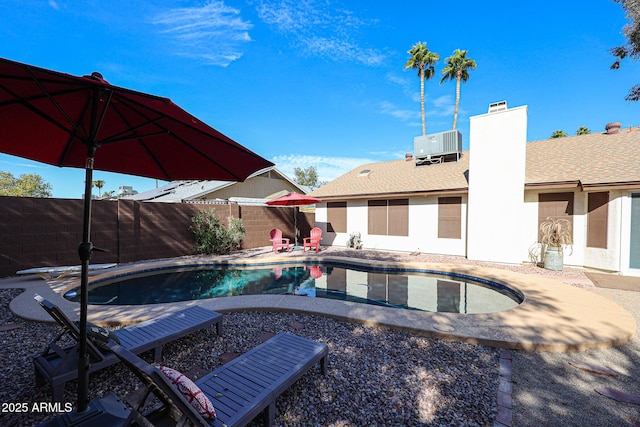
[64,264,522,314]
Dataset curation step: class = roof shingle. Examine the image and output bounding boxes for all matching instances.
[311,127,640,199]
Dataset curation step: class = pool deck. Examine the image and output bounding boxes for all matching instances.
[2,250,636,352]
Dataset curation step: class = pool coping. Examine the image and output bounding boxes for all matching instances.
[3,255,637,352]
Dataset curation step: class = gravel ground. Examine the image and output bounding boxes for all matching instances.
[0,288,500,426]
[1,247,637,426]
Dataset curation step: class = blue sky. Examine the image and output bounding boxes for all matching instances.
[1,0,639,198]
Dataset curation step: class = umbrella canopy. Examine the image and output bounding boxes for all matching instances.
[0,57,273,416]
[0,57,271,180]
[266,192,321,206]
[266,192,320,246]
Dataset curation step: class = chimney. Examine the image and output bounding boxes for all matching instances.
[605,122,621,134]
[405,153,413,161]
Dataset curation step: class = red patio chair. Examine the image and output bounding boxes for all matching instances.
[270,228,290,253]
[303,227,323,253]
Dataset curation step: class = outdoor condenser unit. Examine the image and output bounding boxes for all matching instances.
[414,130,462,159]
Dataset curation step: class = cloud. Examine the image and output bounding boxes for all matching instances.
[254,0,384,66]
[0,158,45,169]
[271,154,376,182]
[48,0,59,10]
[387,72,422,102]
[151,1,252,67]
[428,95,456,117]
[302,37,385,66]
[378,101,419,122]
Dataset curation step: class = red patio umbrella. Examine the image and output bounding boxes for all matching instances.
[266,191,321,206]
[266,192,320,246]
[0,57,273,418]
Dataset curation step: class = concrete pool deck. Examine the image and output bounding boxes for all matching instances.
[2,248,636,352]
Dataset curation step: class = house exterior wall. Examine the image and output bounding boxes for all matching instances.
[524,189,627,272]
[316,188,634,274]
[315,195,467,255]
[200,173,300,200]
[467,104,528,264]
[583,191,622,272]
[620,191,640,276]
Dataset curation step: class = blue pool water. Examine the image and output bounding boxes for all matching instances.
[64,263,522,314]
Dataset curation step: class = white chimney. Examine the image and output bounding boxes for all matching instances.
[467,102,528,264]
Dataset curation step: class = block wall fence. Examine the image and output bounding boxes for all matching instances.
[0,197,314,278]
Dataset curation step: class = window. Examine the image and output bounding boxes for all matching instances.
[538,192,574,241]
[388,199,409,236]
[368,200,387,235]
[327,202,347,233]
[438,197,462,239]
[587,192,608,248]
[368,199,408,236]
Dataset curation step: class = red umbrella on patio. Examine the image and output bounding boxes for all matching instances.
[266,192,321,206]
[0,57,273,418]
[266,192,320,246]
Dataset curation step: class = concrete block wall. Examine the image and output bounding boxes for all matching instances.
[0,197,314,278]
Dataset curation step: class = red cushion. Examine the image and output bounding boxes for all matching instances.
[158,365,217,420]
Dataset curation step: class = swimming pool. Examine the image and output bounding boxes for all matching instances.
[64,262,522,314]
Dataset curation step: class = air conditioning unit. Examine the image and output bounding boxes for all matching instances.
[414,130,462,159]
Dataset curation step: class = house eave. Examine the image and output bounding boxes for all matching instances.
[524,181,581,191]
[580,181,640,191]
[316,188,468,201]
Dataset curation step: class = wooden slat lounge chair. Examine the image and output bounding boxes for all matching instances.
[33,295,223,403]
[106,332,328,426]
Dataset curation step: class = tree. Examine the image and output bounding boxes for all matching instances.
[551,130,567,138]
[440,49,477,129]
[611,0,640,100]
[404,42,440,136]
[293,166,326,189]
[576,126,591,135]
[92,180,105,197]
[0,171,52,197]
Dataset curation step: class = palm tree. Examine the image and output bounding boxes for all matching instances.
[404,42,440,136]
[551,130,567,138]
[576,126,591,135]
[92,180,105,197]
[440,49,476,130]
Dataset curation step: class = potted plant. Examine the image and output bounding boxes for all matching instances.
[539,217,573,271]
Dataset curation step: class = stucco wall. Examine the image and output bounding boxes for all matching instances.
[467,105,528,264]
[315,196,467,256]
[581,191,623,272]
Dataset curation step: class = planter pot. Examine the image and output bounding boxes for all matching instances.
[544,246,564,271]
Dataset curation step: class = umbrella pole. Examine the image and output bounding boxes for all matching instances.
[294,207,298,247]
[77,155,95,413]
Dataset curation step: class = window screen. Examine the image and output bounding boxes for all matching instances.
[438,197,462,239]
[587,192,608,249]
[327,202,347,233]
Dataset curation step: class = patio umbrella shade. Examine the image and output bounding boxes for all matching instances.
[0,57,274,415]
[266,192,321,246]
[265,192,321,206]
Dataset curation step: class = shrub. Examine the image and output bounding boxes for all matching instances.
[190,208,245,255]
